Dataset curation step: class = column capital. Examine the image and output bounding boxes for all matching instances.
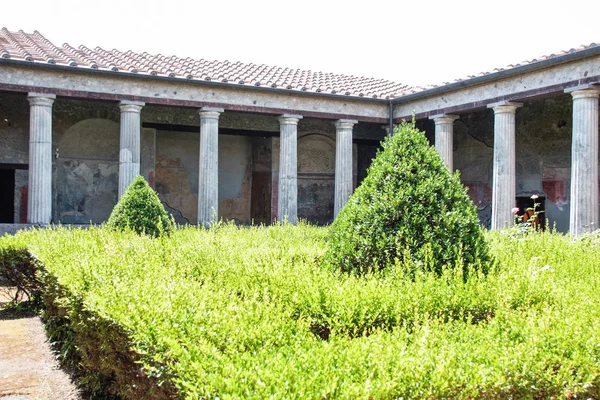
[429,114,459,124]
[27,93,56,107]
[566,85,600,100]
[487,101,523,114]
[334,119,358,129]
[119,100,145,113]
[198,107,224,120]
[279,114,303,125]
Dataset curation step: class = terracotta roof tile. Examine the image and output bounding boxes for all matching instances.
[0,28,419,98]
[1,29,598,99]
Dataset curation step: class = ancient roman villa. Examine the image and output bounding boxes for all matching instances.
[0,28,599,234]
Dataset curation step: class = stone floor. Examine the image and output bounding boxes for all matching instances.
[0,290,81,400]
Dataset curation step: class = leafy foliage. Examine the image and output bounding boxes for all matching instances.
[107,176,173,237]
[326,121,491,275]
[1,225,599,399]
[0,243,41,305]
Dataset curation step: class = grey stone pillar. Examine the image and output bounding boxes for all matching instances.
[488,101,522,230]
[118,100,144,198]
[198,107,223,226]
[278,114,302,224]
[27,93,56,224]
[430,114,458,171]
[566,85,600,235]
[334,119,357,217]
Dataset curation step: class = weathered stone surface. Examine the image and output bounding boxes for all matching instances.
[155,131,199,224]
[218,135,252,224]
[278,115,301,224]
[198,108,223,225]
[430,114,458,171]
[271,137,280,223]
[297,133,335,224]
[0,65,389,121]
[55,118,120,224]
[141,128,156,187]
[0,93,28,165]
[2,89,594,232]
[443,94,587,232]
[568,87,600,235]
[118,100,144,198]
[334,120,356,217]
[27,93,55,224]
[155,129,254,224]
[393,54,600,118]
[489,102,522,230]
[250,137,272,225]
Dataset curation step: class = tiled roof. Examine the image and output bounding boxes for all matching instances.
[426,42,599,89]
[0,28,418,99]
[1,28,598,100]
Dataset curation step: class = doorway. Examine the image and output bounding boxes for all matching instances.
[0,168,15,223]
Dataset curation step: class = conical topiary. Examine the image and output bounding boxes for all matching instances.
[107,176,174,237]
[325,121,491,275]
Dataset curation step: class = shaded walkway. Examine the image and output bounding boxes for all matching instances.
[0,295,81,399]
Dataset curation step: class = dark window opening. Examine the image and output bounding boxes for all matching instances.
[0,169,15,223]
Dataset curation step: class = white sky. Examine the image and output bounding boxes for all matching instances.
[3,0,599,86]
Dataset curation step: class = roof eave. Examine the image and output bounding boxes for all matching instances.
[391,45,600,104]
[0,58,389,104]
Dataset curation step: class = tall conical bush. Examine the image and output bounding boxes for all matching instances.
[107,176,174,237]
[325,121,490,275]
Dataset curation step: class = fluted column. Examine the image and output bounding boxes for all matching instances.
[430,114,458,171]
[118,100,144,198]
[334,119,357,217]
[198,107,223,226]
[278,114,302,224]
[566,85,600,235]
[27,93,55,224]
[488,101,522,230]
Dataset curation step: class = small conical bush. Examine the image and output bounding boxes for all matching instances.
[107,176,174,237]
[325,121,491,275]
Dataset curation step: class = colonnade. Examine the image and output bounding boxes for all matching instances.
[25,94,358,226]
[25,86,599,233]
[430,85,600,235]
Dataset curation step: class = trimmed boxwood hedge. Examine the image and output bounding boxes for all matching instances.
[107,176,174,237]
[325,121,491,275]
[2,225,599,399]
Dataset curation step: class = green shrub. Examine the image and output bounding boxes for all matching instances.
[2,225,599,399]
[107,176,174,237]
[0,242,41,305]
[326,121,491,275]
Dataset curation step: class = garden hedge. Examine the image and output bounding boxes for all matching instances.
[0,225,598,399]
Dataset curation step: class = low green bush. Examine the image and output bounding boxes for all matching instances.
[107,176,174,237]
[1,225,598,399]
[0,242,40,305]
[326,121,491,275]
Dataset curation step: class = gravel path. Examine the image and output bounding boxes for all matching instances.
[0,306,81,400]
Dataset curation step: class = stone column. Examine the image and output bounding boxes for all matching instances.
[198,107,223,226]
[118,100,144,198]
[278,114,302,224]
[27,93,56,224]
[429,114,458,171]
[334,119,357,217]
[488,101,522,230]
[566,85,600,235]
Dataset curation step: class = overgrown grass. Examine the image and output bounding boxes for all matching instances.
[1,224,599,399]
